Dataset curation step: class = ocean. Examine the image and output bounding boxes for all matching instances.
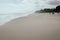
[0,12,34,25]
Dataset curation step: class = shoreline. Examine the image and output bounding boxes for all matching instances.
[0,13,34,26]
[0,13,60,26]
[0,13,60,40]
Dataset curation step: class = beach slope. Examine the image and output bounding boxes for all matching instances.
[0,13,60,40]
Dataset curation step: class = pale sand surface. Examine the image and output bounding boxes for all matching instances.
[0,13,60,40]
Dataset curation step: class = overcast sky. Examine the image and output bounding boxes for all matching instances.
[0,0,60,14]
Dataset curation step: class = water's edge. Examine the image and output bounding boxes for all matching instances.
[0,13,33,26]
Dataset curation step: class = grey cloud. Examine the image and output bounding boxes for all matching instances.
[48,0,60,5]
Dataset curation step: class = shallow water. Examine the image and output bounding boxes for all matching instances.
[0,13,33,25]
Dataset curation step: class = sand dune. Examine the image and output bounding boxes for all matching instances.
[0,13,60,40]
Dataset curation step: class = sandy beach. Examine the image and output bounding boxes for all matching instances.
[0,13,60,40]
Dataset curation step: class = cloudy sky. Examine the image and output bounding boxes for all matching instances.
[0,0,60,14]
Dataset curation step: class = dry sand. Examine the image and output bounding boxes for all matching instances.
[0,13,60,40]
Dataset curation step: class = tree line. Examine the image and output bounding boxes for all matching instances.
[36,5,60,14]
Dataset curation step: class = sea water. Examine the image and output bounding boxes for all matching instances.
[0,0,36,25]
[0,12,35,25]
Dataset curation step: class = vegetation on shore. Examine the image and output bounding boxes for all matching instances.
[36,5,60,14]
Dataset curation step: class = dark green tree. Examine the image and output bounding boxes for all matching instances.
[55,5,60,13]
[36,5,60,14]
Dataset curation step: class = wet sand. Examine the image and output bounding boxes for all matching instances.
[0,13,60,40]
